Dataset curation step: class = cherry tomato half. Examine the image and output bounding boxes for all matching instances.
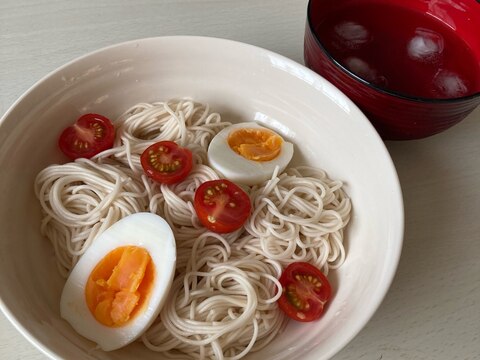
[194,179,251,233]
[140,141,193,184]
[58,113,115,160]
[277,262,332,322]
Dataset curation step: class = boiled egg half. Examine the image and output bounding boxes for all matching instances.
[60,212,176,351]
[207,122,294,185]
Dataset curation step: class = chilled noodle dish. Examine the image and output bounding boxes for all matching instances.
[34,99,351,359]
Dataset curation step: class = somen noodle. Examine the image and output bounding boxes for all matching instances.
[34,99,351,359]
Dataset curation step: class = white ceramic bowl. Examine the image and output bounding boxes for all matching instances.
[0,36,403,360]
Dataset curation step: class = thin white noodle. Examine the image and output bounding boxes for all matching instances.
[34,99,351,359]
[34,158,148,273]
[244,166,351,275]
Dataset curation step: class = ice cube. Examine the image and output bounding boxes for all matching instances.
[407,27,444,64]
[344,57,388,87]
[333,21,371,50]
[433,69,468,97]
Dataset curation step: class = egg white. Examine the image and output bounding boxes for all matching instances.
[207,122,294,186]
[60,212,176,351]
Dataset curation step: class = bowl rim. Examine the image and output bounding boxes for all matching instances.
[0,35,404,360]
[306,0,480,103]
[0,297,58,360]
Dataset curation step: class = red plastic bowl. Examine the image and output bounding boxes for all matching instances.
[305,0,480,140]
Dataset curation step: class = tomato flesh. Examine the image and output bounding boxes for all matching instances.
[58,113,115,160]
[277,262,332,322]
[194,179,251,233]
[140,141,193,184]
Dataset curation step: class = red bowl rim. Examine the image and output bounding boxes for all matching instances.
[306,0,480,104]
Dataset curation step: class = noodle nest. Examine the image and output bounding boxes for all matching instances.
[34,99,351,359]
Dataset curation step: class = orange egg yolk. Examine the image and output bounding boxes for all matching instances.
[227,128,283,161]
[85,246,155,327]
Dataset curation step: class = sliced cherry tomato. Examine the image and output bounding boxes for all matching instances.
[277,262,332,322]
[58,113,115,160]
[194,179,251,233]
[140,141,193,184]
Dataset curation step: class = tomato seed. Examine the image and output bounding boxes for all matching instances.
[296,312,306,320]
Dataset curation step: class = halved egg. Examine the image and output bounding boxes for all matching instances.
[207,122,294,185]
[60,212,176,351]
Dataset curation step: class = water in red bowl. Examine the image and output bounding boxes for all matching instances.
[305,0,480,139]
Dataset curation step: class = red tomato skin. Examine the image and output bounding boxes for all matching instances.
[277,262,332,322]
[194,179,251,233]
[58,113,115,160]
[140,141,193,185]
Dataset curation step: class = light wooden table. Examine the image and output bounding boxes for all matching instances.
[1,1,479,359]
